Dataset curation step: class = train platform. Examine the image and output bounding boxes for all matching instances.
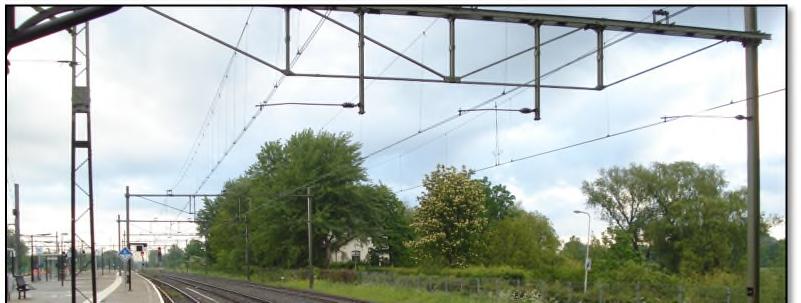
[6,270,163,303]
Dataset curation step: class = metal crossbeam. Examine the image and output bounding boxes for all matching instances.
[127,233,199,236]
[306,6,770,43]
[118,219,199,223]
[128,193,221,197]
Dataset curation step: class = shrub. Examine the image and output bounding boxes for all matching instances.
[320,269,359,283]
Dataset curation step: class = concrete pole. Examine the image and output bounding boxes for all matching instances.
[744,6,760,303]
[30,235,34,280]
[307,187,313,289]
[117,214,121,275]
[245,215,250,281]
[126,186,131,291]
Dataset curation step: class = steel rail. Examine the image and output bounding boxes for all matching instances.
[142,273,203,303]
[158,273,276,303]
[164,272,367,303]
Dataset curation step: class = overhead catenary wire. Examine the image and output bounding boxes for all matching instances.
[366,6,693,173]
[209,31,724,226]
[192,10,331,194]
[171,6,689,195]
[362,7,693,162]
[394,88,785,193]
[318,18,441,136]
[161,7,697,225]
[169,8,255,192]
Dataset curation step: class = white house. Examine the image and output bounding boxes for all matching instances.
[330,238,389,264]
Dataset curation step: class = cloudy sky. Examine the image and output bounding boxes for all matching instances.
[5,6,788,254]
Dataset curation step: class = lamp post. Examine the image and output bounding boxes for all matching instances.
[573,210,591,294]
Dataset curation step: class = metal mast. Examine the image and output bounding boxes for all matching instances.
[69,22,97,303]
[744,6,761,303]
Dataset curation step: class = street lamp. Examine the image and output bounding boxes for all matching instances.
[573,210,591,294]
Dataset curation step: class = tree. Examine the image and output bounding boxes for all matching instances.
[163,245,185,268]
[195,196,218,268]
[359,183,414,266]
[6,229,29,273]
[560,236,586,262]
[582,161,776,274]
[478,177,517,225]
[408,165,488,267]
[761,235,786,268]
[206,129,392,269]
[483,211,559,273]
[581,164,653,255]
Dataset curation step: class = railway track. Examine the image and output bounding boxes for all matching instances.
[146,274,202,303]
[142,271,370,303]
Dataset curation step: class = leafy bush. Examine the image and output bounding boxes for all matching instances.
[374,265,529,282]
[320,269,358,283]
[594,259,677,286]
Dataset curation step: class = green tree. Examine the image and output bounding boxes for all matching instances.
[195,196,218,264]
[560,235,586,262]
[207,178,251,270]
[99,250,120,270]
[163,245,185,268]
[478,177,517,225]
[408,165,487,267]
[206,129,392,270]
[581,164,652,255]
[582,161,776,274]
[483,211,559,275]
[760,234,785,268]
[185,239,205,259]
[6,229,29,274]
[359,183,414,266]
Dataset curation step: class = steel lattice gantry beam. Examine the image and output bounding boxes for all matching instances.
[150,5,769,120]
[308,6,769,42]
[302,6,769,121]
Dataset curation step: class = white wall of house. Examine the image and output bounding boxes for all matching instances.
[330,238,374,263]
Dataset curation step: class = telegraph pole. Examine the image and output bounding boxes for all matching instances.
[30,235,34,280]
[307,187,313,290]
[291,188,314,289]
[245,204,250,282]
[126,186,131,291]
[117,214,121,275]
[238,198,251,281]
[744,6,760,303]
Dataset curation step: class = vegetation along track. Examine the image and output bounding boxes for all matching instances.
[143,271,370,303]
